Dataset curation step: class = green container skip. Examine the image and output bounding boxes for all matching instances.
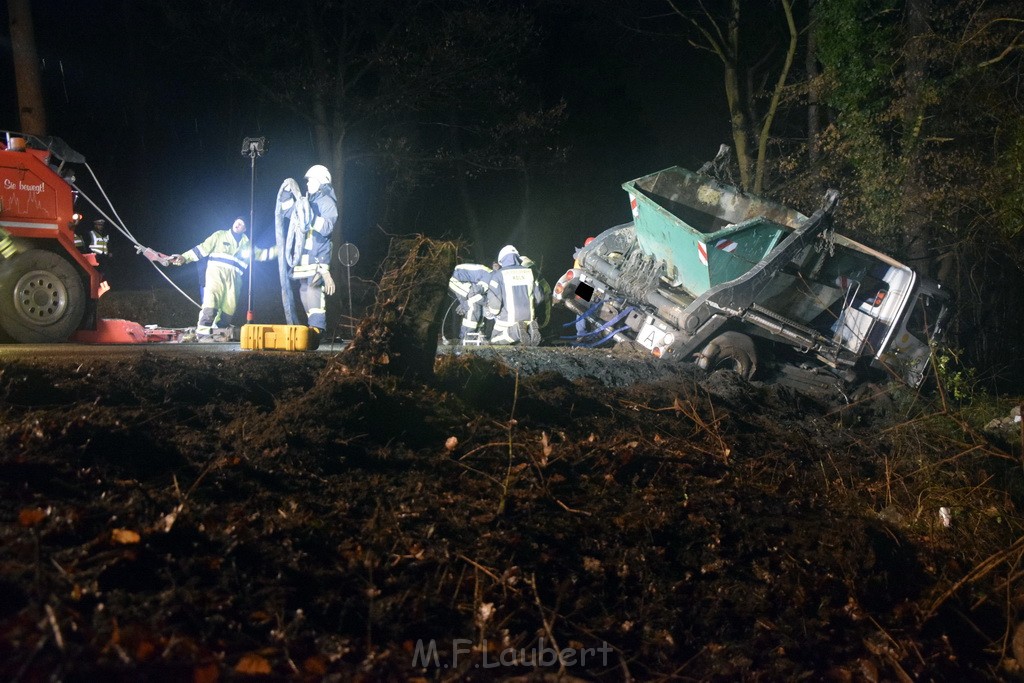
[623,166,807,297]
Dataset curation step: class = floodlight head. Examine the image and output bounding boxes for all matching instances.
[241,137,267,157]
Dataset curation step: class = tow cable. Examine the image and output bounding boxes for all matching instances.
[70,163,201,309]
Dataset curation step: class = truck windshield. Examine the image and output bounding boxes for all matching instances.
[906,292,944,341]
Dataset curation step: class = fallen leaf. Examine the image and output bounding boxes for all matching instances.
[476,602,494,627]
[193,662,220,683]
[18,507,47,527]
[249,611,272,625]
[135,639,157,662]
[111,528,141,545]
[235,653,272,675]
[302,655,327,676]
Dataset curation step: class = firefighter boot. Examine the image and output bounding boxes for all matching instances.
[196,308,217,342]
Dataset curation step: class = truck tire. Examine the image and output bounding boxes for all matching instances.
[696,331,758,380]
[0,249,86,343]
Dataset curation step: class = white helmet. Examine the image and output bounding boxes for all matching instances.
[497,244,519,263]
[304,164,332,185]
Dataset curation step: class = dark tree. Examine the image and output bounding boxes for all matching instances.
[161,0,564,248]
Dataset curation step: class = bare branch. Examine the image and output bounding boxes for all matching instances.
[978,30,1024,68]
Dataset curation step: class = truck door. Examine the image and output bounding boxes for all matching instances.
[833,264,913,357]
[885,287,949,386]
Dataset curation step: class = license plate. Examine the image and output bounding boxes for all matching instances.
[636,320,670,350]
[575,281,594,301]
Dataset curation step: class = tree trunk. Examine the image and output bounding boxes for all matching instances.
[7,0,47,136]
[341,235,458,380]
[806,8,821,177]
[330,131,345,242]
[900,0,932,273]
[724,0,753,190]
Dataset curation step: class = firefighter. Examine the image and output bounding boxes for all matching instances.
[277,164,337,333]
[486,244,543,345]
[448,262,492,343]
[169,217,276,340]
[519,255,551,330]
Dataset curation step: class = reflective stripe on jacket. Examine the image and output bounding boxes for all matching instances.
[449,263,492,299]
[487,265,537,324]
[182,230,275,272]
[301,186,338,268]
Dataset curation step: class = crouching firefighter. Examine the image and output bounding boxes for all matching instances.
[486,244,543,345]
[448,263,492,343]
[277,164,338,333]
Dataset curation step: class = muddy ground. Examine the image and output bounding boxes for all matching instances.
[1,340,1023,681]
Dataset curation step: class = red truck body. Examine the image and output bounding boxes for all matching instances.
[0,134,106,342]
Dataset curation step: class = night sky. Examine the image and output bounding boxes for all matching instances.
[2,0,729,316]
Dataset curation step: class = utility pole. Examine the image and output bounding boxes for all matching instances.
[7,0,47,136]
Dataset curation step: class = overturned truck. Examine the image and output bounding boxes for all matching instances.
[553,157,949,389]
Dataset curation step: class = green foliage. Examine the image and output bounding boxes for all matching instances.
[809,0,911,245]
[813,0,899,116]
[994,116,1024,239]
[933,346,980,404]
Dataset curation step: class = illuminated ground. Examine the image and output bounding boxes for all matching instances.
[0,345,1020,679]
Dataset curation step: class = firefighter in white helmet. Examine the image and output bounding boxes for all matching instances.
[277,164,338,333]
[169,217,277,340]
[486,244,543,345]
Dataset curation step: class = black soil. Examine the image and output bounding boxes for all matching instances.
[0,346,1020,681]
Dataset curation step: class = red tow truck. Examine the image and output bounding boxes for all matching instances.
[0,132,107,342]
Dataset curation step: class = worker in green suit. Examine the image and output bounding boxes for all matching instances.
[170,217,276,340]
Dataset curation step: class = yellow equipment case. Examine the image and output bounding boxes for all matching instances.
[240,324,318,351]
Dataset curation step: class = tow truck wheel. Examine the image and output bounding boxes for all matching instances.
[696,331,758,380]
[0,249,86,343]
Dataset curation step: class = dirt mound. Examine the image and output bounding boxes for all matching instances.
[0,346,1021,680]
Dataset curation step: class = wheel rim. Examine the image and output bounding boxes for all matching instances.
[12,269,69,326]
[715,357,743,373]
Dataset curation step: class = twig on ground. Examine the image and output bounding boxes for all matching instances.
[497,371,520,516]
[927,534,1024,619]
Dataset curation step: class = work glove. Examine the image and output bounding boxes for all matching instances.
[135,244,177,266]
[321,268,336,296]
[277,178,301,205]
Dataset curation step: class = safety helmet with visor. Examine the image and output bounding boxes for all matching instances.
[305,165,332,194]
[497,244,520,267]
